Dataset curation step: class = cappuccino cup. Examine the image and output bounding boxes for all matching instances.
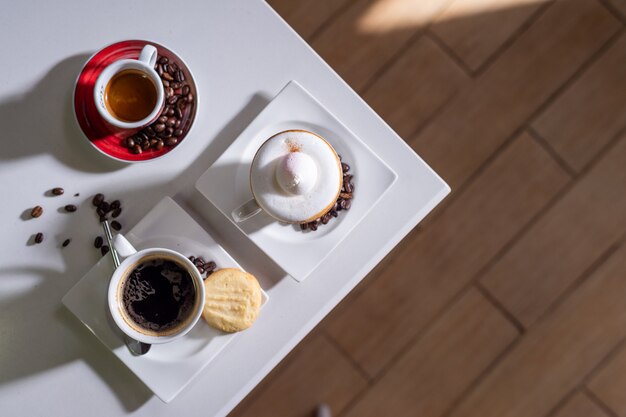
[232,130,343,224]
[107,234,205,345]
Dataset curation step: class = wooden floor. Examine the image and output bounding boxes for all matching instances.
[230,0,626,416]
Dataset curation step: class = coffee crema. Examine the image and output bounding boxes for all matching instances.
[105,69,157,122]
[119,257,197,336]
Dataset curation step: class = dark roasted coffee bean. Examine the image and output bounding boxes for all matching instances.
[126,137,135,148]
[341,162,350,173]
[186,93,194,102]
[167,95,179,105]
[309,222,318,231]
[65,204,77,212]
[154,123,166,133]
[52,187,64,195]
[170,81,182,89]
[330,210,338,218]
[155,140,164,151]
[165,87,174,98]
[167,64,176,75]
[150,139,158,148]
[99,214,107,222]
[112,207,122,218]
[174,70,181,82]
[339,193,353,200]
[177,70,185,82]
[157,64,163,76]
[164,127,174,138]
[193,258,203,267]
[158,115,168,124]
[96,207,105,217]
[321,213,331,224]
[132,144,142,154]
[165,138,178,146]
[101,245,109,256]
[141,140,150,150]
[98,201,110,213]
[92,194,104,206]
[175,107,183,119]
[138,132,148,142]
[179,101,187,110]
[182,85,190,96]
[166,107,175,116]
[94,236,103,248]
[197,266,205,274]
[31,205,43,218]
[206,261,216,270]
[300,223,308,230]
[174,119,181,129]
[34,232,44,243]
[344,181,352,193]
[173,129,183,137]
[166,117,176,127]
[110,200,120,210]
[162,72,173,81]
[144,126,156,137]
[111,220,122,231]
[74,193,79,197]
[158,56,168,64]
[162,63,169,73]
[162,79,170,88]
[341,199,351,210]
[62,238,71,247]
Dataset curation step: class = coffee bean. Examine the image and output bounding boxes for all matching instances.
[156,64,163,76]
[206,261,216,270]
[188,256,196,262]
[94,236,103,248]
[343,181,353,193]
[110,200,120,210]
[339,192,352,200]
[111,220,122,231]
[166,107,175,116]
[101,245,110,256]
[159,56,169,64]
[170,81,182,89]
[166,117,176,127]
[51,187,64,195]
[178,70,185,82]
[175,107,183,119]
[155,140,164,151]
[162,79,170,88]
[164,127,174,138]
[96,207,105,217]
[31,205,43,218]
[193,258,203,267]
[321,213,331,224]
[174,119,181,129]
[309,222,318,231]
[126,137,135,148]
[141,140,150,150]
[158,115,168,124]
[341,199,351,210]
[330,210,338,218]
[34,232,44,243]
[179,101,187,110]
[197,266,205,274]
[162,72,173,81]
[165,138,178,146]
[112,207,122,218]
[65,204,77,212]
[74,193,80,197]
[92,193,104,206]
[62,238,71,247]
[154,123,166,133]
[173,129,183,137]
[165,87,174,98]
[182,85,190,96]
[341,162,350,173]
[138,132,149,141]
[162,63,169,73]
[167,64,176,75]
[144,126,156,137]
[132,144,142,154]
[98,201,110,213]
[99,214,107,222]
[186,93,194,102]
[167,95,179,105]
[338,154,342,161]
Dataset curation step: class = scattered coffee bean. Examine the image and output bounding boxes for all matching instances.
[110,200,120,210]
[101,245,110,256]
[34,232,44,244]
[94,236,103,248]
[98,201,110,213]
[62,238,71,247]
[31,205,43,218]
[74,193,80,197]
[111,207,121,218]
[206,261,216,271]
[65,204,77,212]
[111,220,122,231]
[92,193,104,206]
[51,187,64,195]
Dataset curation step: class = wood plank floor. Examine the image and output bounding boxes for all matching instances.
[230,1,626,415]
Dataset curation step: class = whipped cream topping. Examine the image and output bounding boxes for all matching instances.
[250,130,342,223]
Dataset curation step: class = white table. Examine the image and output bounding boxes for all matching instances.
[0,1,448,416]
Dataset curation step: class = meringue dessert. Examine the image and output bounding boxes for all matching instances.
[250,130,342,223]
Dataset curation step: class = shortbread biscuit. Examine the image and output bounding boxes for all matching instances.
[202,268,262,333]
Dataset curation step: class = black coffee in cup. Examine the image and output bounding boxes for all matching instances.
[120,257,197,336]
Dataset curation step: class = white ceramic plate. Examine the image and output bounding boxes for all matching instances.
[195,81,398,281]
[61,196,268,403]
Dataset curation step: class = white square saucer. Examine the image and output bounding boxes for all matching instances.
[195,81,398,281]
[61,196,268,403]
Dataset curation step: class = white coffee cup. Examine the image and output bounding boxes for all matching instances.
[107,234,205,345]
[94,44,164,130]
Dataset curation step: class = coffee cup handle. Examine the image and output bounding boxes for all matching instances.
[137,45,158,68]
[113,234,138,259]
[232,199,262,223]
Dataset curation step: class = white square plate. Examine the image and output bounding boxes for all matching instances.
[195,81,398,281]
[61,196,268,403]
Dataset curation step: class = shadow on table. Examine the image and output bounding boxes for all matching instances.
[0,53,126,173]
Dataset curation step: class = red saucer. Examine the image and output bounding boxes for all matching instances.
[74,40,198,162]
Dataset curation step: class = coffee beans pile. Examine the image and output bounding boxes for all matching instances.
[300,156,354,232]
[188,255,217,279]
[91,193,125,257]
[121,55,193,155]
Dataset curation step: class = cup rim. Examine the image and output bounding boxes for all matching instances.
[94,59,165,130]
[107,247,205,345]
